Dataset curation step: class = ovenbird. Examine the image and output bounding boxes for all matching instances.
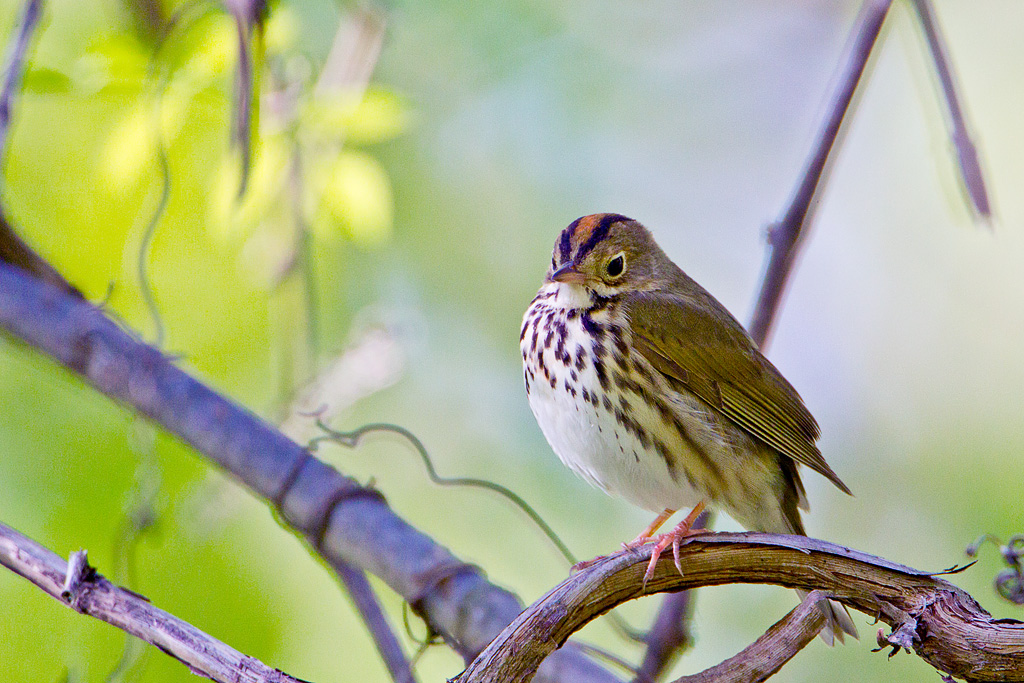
[521,213,857,644]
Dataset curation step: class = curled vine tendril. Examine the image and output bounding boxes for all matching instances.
[309,420,579,565]
[966,533,1024,605]
[308,418,646,642]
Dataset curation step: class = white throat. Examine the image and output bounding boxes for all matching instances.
[547,282,597,310]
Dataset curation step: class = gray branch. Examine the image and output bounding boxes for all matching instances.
[332,558,418,683]
[0,521,305,683]
[0,0,43,169]
[748,0,893,346]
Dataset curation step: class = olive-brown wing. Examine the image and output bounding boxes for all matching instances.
[624,291,851,495]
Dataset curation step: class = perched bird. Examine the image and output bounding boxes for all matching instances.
[520,213,857,644]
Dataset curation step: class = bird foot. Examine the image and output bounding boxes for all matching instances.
[574,502,711,582]
[619,501,710,585]
[640,525,711,585]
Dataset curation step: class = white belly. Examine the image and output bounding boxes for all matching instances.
[521,285,705,513]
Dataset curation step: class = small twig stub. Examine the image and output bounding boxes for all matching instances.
[61,549,91,608]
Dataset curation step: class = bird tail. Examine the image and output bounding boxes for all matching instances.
[796,589,858,646]
[765,461,858,645]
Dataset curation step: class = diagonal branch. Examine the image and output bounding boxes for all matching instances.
[910,0,990,219]
[0,0,43,170]
[0,263,619,683]
[673,591,827,683]
[0,521,306,683]
[332,559,418,683]
[457,533,1024,683]
[748,0,892,347]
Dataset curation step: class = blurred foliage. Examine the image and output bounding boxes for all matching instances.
[1,1,1023,683]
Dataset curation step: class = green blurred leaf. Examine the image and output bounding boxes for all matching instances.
[180,15,237,85]
[302,87,410,145]
[21,68,72,94]
[75,34,149,93]
[208,136,291,241]
[318,149,393,246]
[264,6,300,53]
[100,105,156,186]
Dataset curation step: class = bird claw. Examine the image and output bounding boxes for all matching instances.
[640,526,712,586]
[585,503,711,585]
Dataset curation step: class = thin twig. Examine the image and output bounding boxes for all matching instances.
[910,0,991,219]
[748,0,892,346]
[133,0,215,346]
[0,522,307,683]
[967,533,1024,606]
[332,559,419,683]
[230,9,254,198]
[135,142,170,346]
[672,591,827,683]
[313,420,644,644]
[311,422,581,567]
[0,0,43,171]
[0,0,81,299]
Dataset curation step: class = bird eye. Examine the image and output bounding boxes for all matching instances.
[606,253,625,278]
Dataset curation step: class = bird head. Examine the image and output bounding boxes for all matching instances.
[546,213,664,297]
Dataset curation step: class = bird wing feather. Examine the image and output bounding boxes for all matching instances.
[625,290,851,495]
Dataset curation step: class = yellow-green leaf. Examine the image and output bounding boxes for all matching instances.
[303,87,409,145]
[208,138,291,240]
[319,150,393,246]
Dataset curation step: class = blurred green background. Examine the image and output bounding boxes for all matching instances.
[1,1,1022,681]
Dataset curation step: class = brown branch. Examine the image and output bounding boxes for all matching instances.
[910,0,991,219]
[0,263,620,683]
[457,533,1024,683]
[748,0,892,346]
[0,521,307,683]
[673,591,827,683]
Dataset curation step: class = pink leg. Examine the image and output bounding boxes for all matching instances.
[623,508,676,549]
[642,501,709,585]
[572,508,676,572]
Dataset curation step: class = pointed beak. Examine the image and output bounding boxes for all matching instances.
[548,261,589,285]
